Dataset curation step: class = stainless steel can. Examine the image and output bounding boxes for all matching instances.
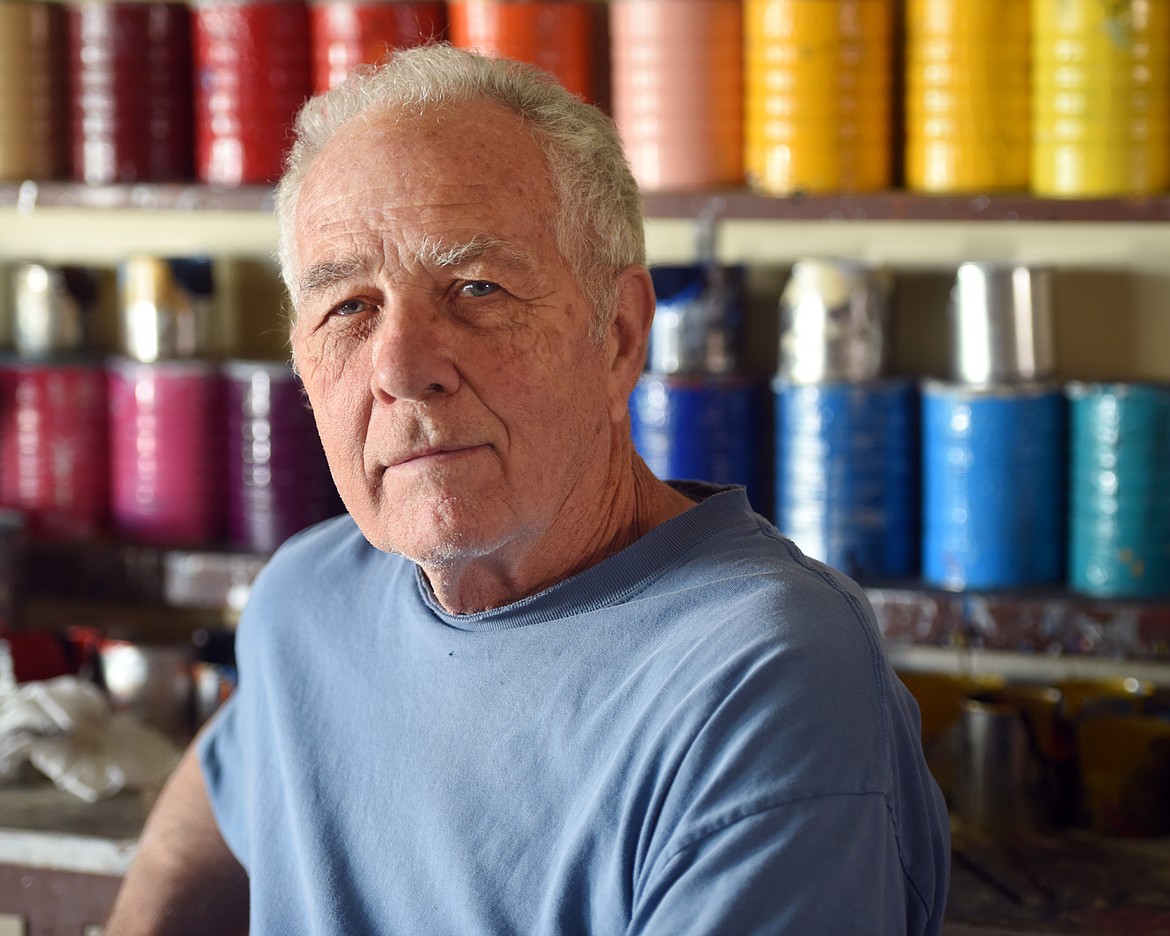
[9,262,96,357]
[117,255,214,362]
[947,262,1055,385]
[954,687,1065,835]
[776,258,890,384]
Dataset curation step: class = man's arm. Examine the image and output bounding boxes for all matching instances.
[105,743,249,936]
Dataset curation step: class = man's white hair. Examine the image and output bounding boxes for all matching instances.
[275,43,646,340]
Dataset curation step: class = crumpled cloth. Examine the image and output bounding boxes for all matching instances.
[0,675,180,802]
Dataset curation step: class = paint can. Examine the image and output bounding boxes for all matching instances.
[117,255,215,363]
[308,0,445,92]
[449,0,600,103]
[904,0,1030,192]
[772,378,917,580]
[0,0,68,180]
[776,258,890,384]
[1067,381,1170,599]
[107,356,224,546]
[610,0,743,190]
[921,380,1065,591]
[223,359,342,553]
[0,359,108,539]
[745,0,893,194]
[947,263,1055,386]
[631,373,770,513]
[8,263,100,359]
[1032,0,1170,196]
[647,263,747,376]
[66,1,193,184]
[192,0,312,186]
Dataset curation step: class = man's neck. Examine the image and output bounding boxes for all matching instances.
[421,456,695,615]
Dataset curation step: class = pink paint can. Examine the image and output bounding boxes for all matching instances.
[107,357,224,546]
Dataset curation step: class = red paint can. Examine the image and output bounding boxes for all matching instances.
[192,0,312,186]
[448,0,600,103]
[0,361,108,540]
[67,1,193,184]
[309,0,446,93]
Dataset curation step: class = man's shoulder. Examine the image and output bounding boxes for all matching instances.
[649,509,869,632]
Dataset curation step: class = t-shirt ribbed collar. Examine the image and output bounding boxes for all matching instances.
[418,483,757,632]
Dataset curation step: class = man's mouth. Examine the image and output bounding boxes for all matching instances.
[388,444,487,469]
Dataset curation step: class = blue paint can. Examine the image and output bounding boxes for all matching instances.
[1067,381,1170,598]
[630,374,770,513]
[921,381,1065,591]
[772,378,918,581]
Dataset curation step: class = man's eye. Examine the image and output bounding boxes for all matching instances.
[458,281,501,298]
[332,298,372,317]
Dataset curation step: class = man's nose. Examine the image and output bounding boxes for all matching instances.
[369,300,460,403]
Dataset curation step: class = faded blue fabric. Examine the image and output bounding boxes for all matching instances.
[199,483,950,935]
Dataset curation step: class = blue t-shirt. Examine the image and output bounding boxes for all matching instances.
[200,483,950,935]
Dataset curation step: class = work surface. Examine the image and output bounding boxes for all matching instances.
[0,781,1167,934]
[946,826,1170,935]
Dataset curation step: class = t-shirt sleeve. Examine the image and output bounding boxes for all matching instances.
[196,694,250,870]
[628,791,935,936]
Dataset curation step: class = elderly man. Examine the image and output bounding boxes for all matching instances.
[108,45,949,935]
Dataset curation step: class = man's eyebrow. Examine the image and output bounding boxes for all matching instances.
[417,233,537,272]
[297,258,366,303]
[295,236,540,305]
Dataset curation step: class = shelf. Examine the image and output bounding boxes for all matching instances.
[0,181,274,214]
[643,190,1170,223]
[5,180,1170,223]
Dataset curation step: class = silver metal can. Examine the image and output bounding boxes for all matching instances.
[117,255,214,362]
[947,262,1055,385]
[9,263,96,357]
[776,258,890,384]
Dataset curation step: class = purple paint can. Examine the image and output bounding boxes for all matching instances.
[222,360,341,553]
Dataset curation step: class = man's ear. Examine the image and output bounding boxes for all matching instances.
[606,265,655,423]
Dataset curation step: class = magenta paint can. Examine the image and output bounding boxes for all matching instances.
[107,356,224,546]
[67,1,194,184]
[0,360,108,539]
[223,360,341,553]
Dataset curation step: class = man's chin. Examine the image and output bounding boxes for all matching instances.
[360,522,498,569]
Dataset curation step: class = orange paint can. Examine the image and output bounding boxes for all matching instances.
[610,0,743,191]
[448,0,601,103]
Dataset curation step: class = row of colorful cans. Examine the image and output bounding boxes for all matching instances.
[2,0,1168,196]
[0,0,599,186]
[0,356,342,553]
[631,377,1170,598]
